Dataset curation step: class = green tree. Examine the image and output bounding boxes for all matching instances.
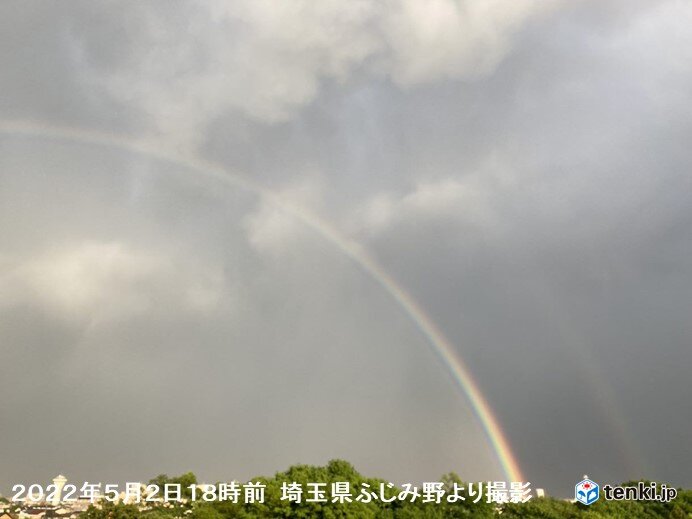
[148,472,198,500]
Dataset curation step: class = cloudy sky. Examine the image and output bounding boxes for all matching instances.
[1,0,691,497]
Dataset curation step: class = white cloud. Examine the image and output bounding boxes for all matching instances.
[0,242,226,325]
[381,0,549,85]
[71,0,552,147]
[243,177,325,254]
[351,159,515,235]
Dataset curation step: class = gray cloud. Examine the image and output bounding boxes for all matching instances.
[1,0,691,498]
[61,0,552,148]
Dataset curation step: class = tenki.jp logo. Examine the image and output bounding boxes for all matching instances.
[575,479,600,505]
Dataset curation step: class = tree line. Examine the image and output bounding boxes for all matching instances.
[80,460,691,519]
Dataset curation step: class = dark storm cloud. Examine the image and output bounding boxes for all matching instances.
[335,1,692,491]
[1,0,691,498]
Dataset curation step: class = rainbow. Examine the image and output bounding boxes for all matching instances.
[0,119,524,482]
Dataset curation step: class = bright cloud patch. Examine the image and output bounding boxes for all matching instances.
[0,242,226,325]
[71,0,550,146]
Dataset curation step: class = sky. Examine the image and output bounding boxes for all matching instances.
[1,0,691,497]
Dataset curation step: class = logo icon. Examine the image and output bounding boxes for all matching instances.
[575,479,600,505]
